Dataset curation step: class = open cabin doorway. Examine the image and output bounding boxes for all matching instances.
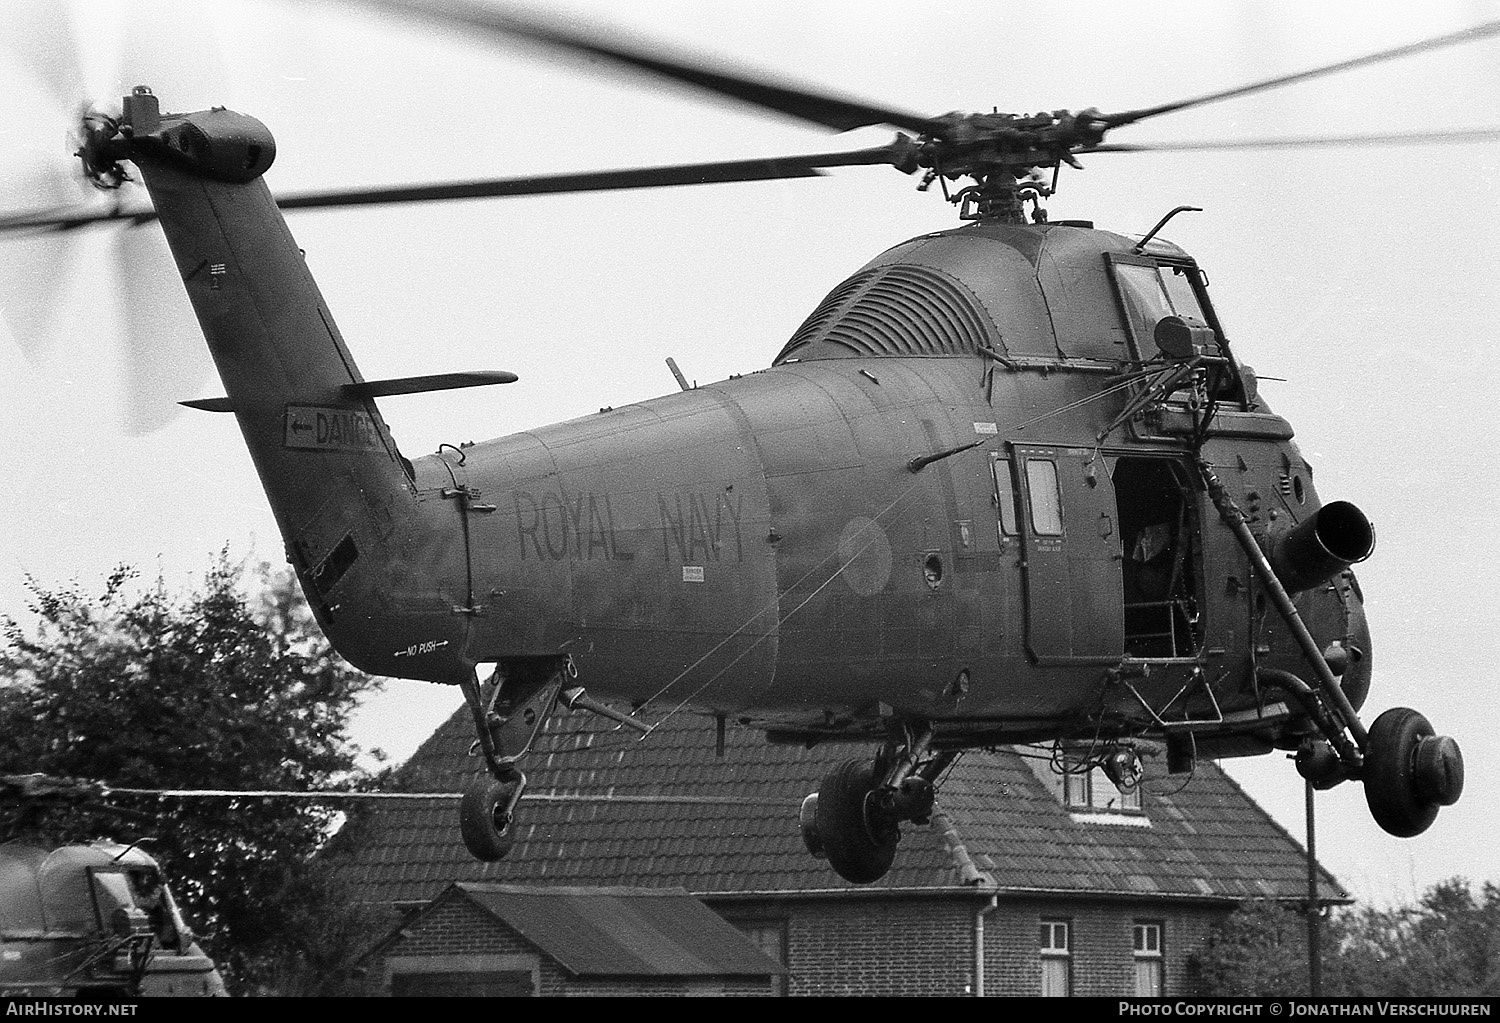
[1113,456,1200,658]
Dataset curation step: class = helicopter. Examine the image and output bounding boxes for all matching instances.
[0,4,1481,886]
[0,775,228,997]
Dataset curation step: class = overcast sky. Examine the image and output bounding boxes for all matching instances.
[2,0,1498,907]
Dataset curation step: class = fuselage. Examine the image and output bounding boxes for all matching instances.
[362,221,1370,749]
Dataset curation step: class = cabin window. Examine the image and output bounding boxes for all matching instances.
[1025,459,1063,536]
[1039,920,1072,997]
[1133,921,1165,997]
[992,456,1021,536]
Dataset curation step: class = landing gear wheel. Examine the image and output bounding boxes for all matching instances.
[798,794,825,859]
[815,759,899,884]
[460,776,520,861]
[1363,708,1462,838]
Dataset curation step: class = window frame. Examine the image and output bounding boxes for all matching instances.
[1039,918,1072,997]
[1024,458,1064,536]
[1063,765,1143,814]
[1105,252,1246,408]
[992,454,1022,537]
[1133,920,1165,997]
[731,918,788,997]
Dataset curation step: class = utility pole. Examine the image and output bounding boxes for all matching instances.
[1306,777,1321,995]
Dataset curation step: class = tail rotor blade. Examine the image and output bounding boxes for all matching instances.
[2,1,86,118]
[113,227,213,435]
[0,161,87,362]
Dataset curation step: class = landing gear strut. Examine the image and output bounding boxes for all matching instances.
[456,659,567,862]
[799,722,956,884]
[456,657,653,862]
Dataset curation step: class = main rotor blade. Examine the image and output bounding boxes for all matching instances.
[1084,126,1500,153]
[341,0,944,136]
[274,144,911,212]
[1102,20,1500,129]
[0,142,913,231]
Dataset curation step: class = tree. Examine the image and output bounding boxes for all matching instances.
[0,554,385,994]
[1331,878,1500,996]
[1190,880,1500,997]
[1186,899,1320,996]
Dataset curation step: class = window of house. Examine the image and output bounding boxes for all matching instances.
[1039,919,1071,997]
[1064,766,1142,813]
[1133,921,1164,997]
[1025,459,1063,536]
[733,920,787,997]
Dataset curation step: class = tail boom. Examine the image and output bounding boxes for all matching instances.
[120,89,471,681]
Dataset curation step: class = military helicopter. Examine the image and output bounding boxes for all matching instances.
[0,5,1481,885]
[0,775,227,997]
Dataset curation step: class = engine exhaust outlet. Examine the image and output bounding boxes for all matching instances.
[1268,500,1374,594]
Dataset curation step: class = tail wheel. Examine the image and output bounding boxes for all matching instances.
[815,759,899,884]
[460,776,521,861]
[1363,708,1463,838]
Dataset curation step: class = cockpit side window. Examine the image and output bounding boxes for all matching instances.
[1114,263,1174,352]
[1160,265,1206,321]
[1109,256,1244,405]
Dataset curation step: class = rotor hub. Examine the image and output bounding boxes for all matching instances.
[915,108,1110,222]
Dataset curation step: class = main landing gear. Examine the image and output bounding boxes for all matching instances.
[457,656,651,862]
[1293,705,1463,839]
[798,723,956,884]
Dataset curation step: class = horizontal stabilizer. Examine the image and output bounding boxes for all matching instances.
[341,371,518,398]
[180,396,235,412]
[180,372,516,412]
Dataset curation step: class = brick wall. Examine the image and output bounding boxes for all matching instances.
[728,897,977,997]
[718,893,1234,998]
[980,896,1229,997]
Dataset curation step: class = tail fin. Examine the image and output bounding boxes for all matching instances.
[117,89,467,678]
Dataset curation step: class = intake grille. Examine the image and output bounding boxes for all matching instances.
[774,264,997,364]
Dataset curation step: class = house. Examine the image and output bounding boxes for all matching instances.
[366,883,782,996]
[339,703,1345,997]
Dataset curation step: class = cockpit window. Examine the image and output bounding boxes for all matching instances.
[1110,257,1243,406]
[1113,262,1208,356]
[1114,263,1173,348]
[1160,265,1206,321]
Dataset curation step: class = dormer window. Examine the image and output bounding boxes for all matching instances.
[1063,766,1142,814]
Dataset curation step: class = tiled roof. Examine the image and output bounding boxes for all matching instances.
[335,703,1346,907]
[432,884,783,977]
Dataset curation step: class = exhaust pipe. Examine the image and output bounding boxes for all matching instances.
[1268,500,1374,594]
